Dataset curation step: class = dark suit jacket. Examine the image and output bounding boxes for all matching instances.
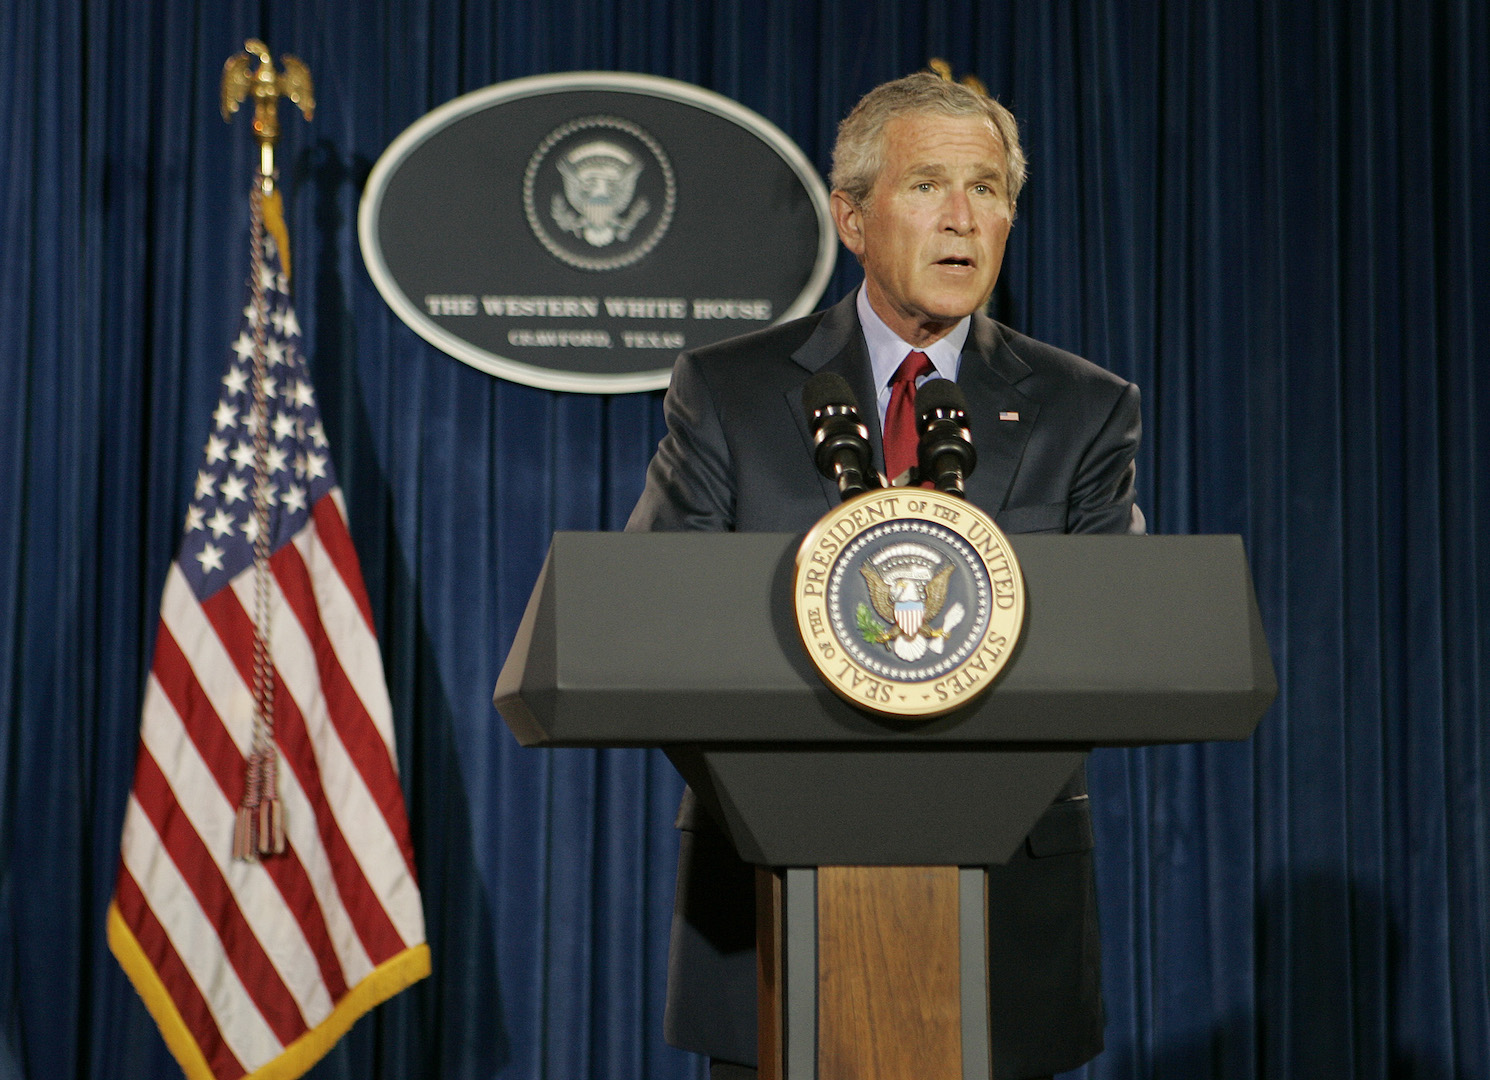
[626,292,1143,1079]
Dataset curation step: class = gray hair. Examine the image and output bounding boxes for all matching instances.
[830,71,1027,210]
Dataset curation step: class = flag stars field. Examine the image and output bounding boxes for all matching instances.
[192,329,326,571]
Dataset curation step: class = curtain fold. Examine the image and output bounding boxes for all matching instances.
[0,1,1485,1077]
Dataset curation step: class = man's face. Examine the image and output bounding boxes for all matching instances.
[831,113,1013,346]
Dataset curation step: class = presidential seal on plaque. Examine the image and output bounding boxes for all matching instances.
[794,488,1025,718]
[523,114,677,271]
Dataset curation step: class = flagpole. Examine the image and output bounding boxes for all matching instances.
[221,40,314,859]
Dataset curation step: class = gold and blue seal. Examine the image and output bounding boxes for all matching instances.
[793,487,1025,718]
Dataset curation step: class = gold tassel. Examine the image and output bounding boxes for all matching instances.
[234,750,264,861]
[266,797,286,855]
[233,805,254,861]
[257,798,273,854]
[257,750,286,855]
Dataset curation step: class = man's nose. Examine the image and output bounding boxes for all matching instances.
[942,190,974,234]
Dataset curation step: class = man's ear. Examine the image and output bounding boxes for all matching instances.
[830,190,866,258]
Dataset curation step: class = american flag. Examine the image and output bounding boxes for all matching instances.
[108,187,429,1080]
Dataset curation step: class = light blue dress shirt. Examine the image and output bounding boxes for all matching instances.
[855,286,970,426]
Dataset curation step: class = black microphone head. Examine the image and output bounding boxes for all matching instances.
[802,372,860,416]
[915,377,968,421]
[802,372,877,497]
[916,377,975,494]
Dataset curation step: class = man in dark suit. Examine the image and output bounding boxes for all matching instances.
[628,71,1143,1080]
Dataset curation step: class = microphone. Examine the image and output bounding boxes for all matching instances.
[802,373,880,501]
[915,379,977,497]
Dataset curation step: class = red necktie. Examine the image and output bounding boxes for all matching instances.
[883,350,934,484]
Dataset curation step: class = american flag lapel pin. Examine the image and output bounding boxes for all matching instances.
[998,410,1020,422]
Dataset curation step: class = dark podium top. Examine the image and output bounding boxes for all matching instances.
[495,531,1274,747]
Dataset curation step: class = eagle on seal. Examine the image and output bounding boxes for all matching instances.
[552,140,649,248]
[860,562,955,662]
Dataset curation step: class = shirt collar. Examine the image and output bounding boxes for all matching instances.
[856,287,969,419]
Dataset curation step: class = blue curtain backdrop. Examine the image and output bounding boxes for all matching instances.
[1,1,1486,1077]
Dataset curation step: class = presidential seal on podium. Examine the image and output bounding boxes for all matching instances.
[794,488,1025,718]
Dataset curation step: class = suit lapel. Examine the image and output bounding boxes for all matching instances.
[785,294,881,509]
[958,313,1039,514]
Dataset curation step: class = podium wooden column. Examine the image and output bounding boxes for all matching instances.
[757,865,969,1080]
[495,532,1275,1079]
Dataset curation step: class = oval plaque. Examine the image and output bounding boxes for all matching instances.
[359,72,836,393]
[793,489,1026,719]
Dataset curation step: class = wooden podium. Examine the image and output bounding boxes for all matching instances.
[495,532,1275,1079]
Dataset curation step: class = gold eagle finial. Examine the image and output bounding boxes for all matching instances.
[222,40,314,191]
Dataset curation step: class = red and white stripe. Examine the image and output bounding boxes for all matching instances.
[114,491,425,1077]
